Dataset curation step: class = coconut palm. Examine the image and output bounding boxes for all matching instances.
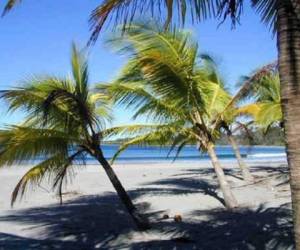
[100,23,240,209]
[203,61,254,182]
[0,45,150,230]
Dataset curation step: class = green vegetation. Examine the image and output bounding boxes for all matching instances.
[2,0,300,245]
[239,70,282,131]
[217,126,285,146]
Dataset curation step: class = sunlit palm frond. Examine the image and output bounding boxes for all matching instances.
[254,74,280,103]
[0,77,91,134]
[201,82,232,118]
[102,122,183,140]
[2,47,107,132]
[255,103,282,128]
[99,80,185,122]
[11,149,85,206]
[0,77,73,113]
[71,44,89,101]
[237,103,261,117]
[107,23,206,114]
[212,62,278,129]
[237,66,282,130]
[0,126,81,166]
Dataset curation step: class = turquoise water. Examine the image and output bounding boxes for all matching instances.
[97,145,286,164]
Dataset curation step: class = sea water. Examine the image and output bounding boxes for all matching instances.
[98,145,286,164]
[24,145,286,165]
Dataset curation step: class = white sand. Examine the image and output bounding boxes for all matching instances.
[0,160,294,249]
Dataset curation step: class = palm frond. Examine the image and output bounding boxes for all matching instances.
[71,44,89,101]
[108,23,206,113]
[251,0,278,32]
[167,128,196,159]
[89,0,218,43]
[11,149,85,206]
[255,103,282,128]
[0,126,81,166]
[98,79,185,122]
[237,103,261,117]
[212,62,278,129]
[108,122,190,163]
[102,123,182,140]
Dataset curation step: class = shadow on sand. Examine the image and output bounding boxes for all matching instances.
[0,165,294,249]
[0,193,294,249]
[138,177,226,207]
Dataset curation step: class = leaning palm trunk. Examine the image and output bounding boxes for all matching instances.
[227,135,254,182]
[94,149,150,230]
[206,143,238,210]
[277,3,300,248]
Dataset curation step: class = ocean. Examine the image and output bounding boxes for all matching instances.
[97,145,287,164]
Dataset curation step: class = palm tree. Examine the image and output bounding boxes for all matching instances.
[204,61,254,182]
[0,45,150,230]
[101,24,239,209]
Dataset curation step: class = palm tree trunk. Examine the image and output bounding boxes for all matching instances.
[94,149,150,230]
[206,143,238,210]
[277,2,300,248]
[227,135,254,182]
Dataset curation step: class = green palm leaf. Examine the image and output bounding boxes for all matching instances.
[0,45,114,206]
[11,149,85,206]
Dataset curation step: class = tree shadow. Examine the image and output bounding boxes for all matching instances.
[250,165,289,175]
[0,194,294,249]
[0,193,153,250]
[114,204,294,249]
[172,167,245,181]
[140,177,225,207]
[248,165,290,187]
[172,164,290,184]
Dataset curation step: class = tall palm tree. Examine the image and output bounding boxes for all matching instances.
[0,45,150,230]
[101,24,239,209]
[204,61,254,182]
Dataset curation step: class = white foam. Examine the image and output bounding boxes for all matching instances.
[247,153,286,158]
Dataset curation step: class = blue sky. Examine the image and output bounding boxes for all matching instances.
[0,0,277,126]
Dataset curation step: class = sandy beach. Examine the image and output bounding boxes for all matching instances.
[0,160,294,249]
